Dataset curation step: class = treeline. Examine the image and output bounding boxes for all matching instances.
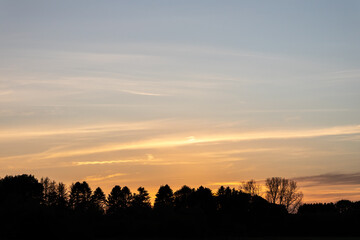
[0,174,359,239]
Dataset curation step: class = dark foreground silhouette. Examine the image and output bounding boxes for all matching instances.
[0,174,359,239]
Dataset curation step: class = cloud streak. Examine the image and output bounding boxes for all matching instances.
[2,124,359,162]
[84,173,127,182]
[74,159,142,166]
[209,182,243,186]
[0,120,167,139]
[73,154,198,167]
[0,90,13,96]
[120,89,168,97]
[296,172,360,187]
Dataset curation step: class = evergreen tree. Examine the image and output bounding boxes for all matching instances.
[132,187,151,209]
[107,185,122,215]
[154,184,174,210]
[91,187,106,214]
[69,181,92,212]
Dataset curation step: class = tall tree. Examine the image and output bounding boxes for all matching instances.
[240,179,261,196]
[119,186,132,209]
[106,185,132,212]
[174,185,194,209]
[265,177,303,213]
[0,174,43,205]
[132,187,151,209]
[192,186,216,213]
[107,185,122,215]
[91,187,106,213]
[69,181,92,211]
[154,184,174,210]
[56,182,68,208]
[216,186,233,212]
[41,177,58,207]
[0,175,44,238]
[265,177,282,204]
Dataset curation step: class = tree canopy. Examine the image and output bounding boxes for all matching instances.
[0,174,359,239]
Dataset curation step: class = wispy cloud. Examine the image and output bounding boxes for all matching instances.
[2,124,360,161]
[120,89,168,97]
[0,90,13,96]
[313,69,360,82]
[131,43,283,61]
[301,187,360,203]
[303,190,360,202]
[73,154,197,166]
[295,172,360,187]
[74,154,156,166]
[196,148,287,157]
[0,120,167,139]
[74,159,142,166]
[239,109,353,113]
[84,173,127,182]
[0,90,14,102]
[209,182,243,186]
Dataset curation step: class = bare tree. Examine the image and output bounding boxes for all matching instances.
[240,179,261,196]
[265,177,282,204]
[265,177,303,213]
[283,180,303,214]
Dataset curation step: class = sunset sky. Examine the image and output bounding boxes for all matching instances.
[1,0,360,203]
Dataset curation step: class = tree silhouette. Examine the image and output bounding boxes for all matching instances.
[107,185,122,215]
[265,177,303,213]
[40,177,68,210]
[91,187,106,214]
[0,175,44,238]
[336,199,353,214]
[69,181,92,212]
[240,179,261,196]
[217,185,226,196]
[56,182,68,209]
[192,186,216,214]
[216,186,237,212]
[4,173,360,238]
[174,185,194,210]
[298,202,337,215]
[265,177,282,204]
[154,184,174,210]
[132,186,151,210]
[119,186,132,209]
[0,174,43,204]
[41,177,58,207]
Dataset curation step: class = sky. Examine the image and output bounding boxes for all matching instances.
[1,0,360,203]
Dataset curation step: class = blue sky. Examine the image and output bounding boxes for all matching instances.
[1,0,360,202]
